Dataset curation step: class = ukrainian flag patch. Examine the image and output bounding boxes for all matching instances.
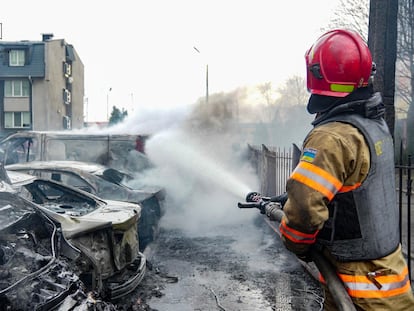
[301,148,317,162]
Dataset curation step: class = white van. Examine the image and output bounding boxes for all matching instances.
[0,131,150,174]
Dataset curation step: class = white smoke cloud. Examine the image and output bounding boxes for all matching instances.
[74,98,263,237]
[76,105,192,136]
[119,106,261,236]
[129,128,261,236]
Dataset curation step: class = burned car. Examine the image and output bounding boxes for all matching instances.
[3,169,146,303]
[0,131,151,175]
[6,160,165,250]
[0,187,84,310]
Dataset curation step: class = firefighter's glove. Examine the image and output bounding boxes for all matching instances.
[246,192,268,214]
[281,235,313,262]
[258,200,269,214]
[270,192,288,208]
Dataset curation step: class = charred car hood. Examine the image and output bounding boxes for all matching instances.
[0,191,83,310]
[2,172,146,304]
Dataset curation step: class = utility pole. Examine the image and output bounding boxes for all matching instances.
[205,63,209,105]
[106,87,112,121]
[368,0,399,139]
[193,46,209,106]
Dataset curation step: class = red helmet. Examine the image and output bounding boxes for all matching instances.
[305,29,373,97]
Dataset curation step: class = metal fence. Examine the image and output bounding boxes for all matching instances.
[247,144,299,197]
[246,144,414,281]
[396,149,414,281]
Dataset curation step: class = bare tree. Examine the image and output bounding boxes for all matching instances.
[187,87,248,132]
[396,1,414,112]
[257,82,277,123]
[275,76,308,107]
[324,0,404,143]
[323,0,369,39]
[396,0,414,154]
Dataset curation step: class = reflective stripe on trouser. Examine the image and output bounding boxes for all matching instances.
[319,266,411,299]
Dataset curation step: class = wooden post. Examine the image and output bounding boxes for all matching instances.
[368,0,399,139]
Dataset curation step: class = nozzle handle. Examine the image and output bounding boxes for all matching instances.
[237,202,259,209]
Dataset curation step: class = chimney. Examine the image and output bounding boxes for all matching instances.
[42,33,54,41]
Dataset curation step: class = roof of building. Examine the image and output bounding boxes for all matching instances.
[0,40,45,78]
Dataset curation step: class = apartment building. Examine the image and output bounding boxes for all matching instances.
[0,33,84,138]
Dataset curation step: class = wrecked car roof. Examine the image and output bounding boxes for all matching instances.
[1,130,148,138]
[6,160,165,199]
[5,169,142,231]
[7,160,115,175]
[0,190,37,229]
[6,170,37,187]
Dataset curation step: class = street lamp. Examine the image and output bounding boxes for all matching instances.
[106,87,112,121]
[84,97,88,123]
[193,47,209,105]
[130,92,134,113]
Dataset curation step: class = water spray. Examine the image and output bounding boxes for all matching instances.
[146,132,256,200]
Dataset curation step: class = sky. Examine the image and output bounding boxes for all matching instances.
[0,0,339,122]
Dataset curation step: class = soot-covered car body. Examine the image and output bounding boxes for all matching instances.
[2,170,146,306]
[6,160,165,250]
[0,187,83,310]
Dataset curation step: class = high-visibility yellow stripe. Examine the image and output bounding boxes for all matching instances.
[290,161,342,201]
[330,84,355,93]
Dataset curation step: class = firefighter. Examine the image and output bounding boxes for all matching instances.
[279,29,414,310]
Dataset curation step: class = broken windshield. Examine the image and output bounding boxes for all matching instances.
[0,137,39,165]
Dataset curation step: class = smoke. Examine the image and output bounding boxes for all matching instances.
[100,103,261,236]
[75,105,192,135]
[128,127,260,236]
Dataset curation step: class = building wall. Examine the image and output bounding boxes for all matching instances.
[70,47,84,129]
[32,39,65,130]
[0,35,84,136]
[4,97,29,111]
[33,39,84,130]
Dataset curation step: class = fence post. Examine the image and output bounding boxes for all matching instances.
[261,145,276,197]
[399,142,403,243]
[407,155,412,281]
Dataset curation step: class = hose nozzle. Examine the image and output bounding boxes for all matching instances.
[246,191,262,203]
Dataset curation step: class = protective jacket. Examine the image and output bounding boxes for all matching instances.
[279,92,414,309]
[314,93,399,261]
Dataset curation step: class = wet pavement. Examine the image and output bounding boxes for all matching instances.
[112,182,414,311]
[139,216,324,311]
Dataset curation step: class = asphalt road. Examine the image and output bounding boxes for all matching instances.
[133,215,324,311]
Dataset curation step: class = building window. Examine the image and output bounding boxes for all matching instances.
[63,62,72,77]
[63,89,71,104]
[5,80,30,97]
[9,50,25,66]
[4,112,31,128]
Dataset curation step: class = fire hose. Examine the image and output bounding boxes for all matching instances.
[238,192,357,311]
